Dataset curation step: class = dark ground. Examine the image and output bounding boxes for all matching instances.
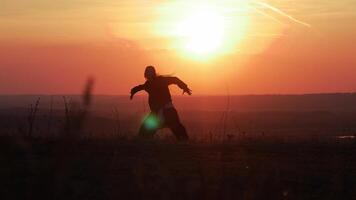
[1,136,355,200]
[1,94,356,199]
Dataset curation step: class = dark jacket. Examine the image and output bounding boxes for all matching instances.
[131,76,188,112]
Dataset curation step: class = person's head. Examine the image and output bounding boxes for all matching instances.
[144,66,157,80]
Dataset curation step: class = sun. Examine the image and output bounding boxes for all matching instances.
[176,6,226,57]
[153,2,250,60]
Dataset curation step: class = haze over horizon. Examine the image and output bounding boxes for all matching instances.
[1,0,356,95]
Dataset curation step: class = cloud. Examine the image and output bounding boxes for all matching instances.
[251,1,312,28]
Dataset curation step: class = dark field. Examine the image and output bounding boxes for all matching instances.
[2,138,355,200]
[0,94,356,199]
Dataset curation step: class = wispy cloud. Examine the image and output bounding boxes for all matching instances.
[251,1,312,28]
[252,6,285,25]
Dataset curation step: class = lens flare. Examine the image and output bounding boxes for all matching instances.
[143,114,160,130]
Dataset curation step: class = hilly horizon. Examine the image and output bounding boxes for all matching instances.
[2,93,356,112]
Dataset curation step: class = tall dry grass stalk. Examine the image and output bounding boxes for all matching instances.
[27,97,40,138]
[62,77,95,138]
[112,106,123,138]
[209,92,231,143]
[47,96,54,136]
[222,93,231,142]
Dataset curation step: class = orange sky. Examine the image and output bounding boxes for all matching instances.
[1,0,356,95]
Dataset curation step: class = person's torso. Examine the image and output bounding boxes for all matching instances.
[144,76,172,112]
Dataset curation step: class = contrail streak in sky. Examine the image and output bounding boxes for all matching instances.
[252,6,285,25]
[252,1,312,28]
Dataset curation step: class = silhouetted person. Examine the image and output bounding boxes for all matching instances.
[130,66,192,141]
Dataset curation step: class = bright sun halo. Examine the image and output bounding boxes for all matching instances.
[176,6,225,56]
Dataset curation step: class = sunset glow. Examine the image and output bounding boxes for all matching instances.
[155,1,249,59]
[1,0,356,95]
[1,1,356,197]
[175,6,226,56]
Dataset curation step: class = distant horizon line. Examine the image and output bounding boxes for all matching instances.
[1,92,356,97]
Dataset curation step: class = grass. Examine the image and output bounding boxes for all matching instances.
[0,136,355,200]
[1,81,356,199]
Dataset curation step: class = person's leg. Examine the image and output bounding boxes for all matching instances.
[164,108,189,141]
[138,112,160,139]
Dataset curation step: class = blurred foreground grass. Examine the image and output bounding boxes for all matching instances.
[0,136,355,200]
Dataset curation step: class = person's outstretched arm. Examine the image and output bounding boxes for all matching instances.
[166,76,192,95]
[130,84,145,100]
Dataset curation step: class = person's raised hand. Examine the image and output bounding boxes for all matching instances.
[130,89,135,100]
[183,87,192,95]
